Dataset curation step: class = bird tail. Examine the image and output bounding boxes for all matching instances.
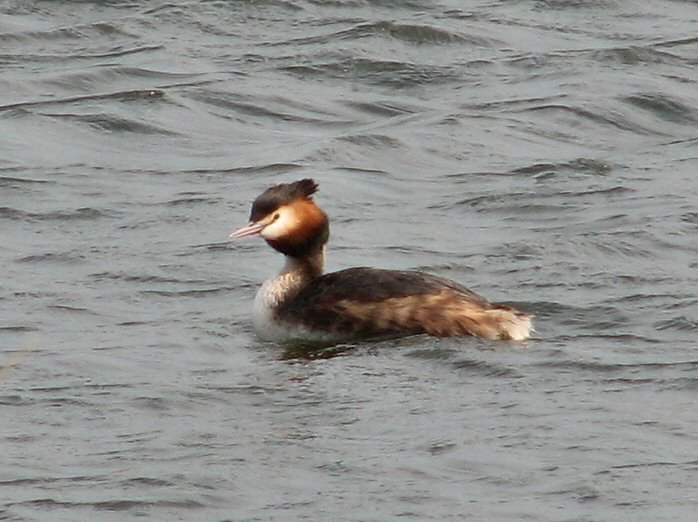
[453,304,534,341]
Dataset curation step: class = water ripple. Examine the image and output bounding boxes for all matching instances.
[623,93,698,125]
[3,1,698,521]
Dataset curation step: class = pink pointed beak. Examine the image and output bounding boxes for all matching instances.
[229,221,264,239]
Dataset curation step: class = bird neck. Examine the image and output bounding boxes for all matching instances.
[281,246,325,281]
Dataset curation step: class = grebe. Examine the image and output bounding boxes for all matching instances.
[230,179,533,343]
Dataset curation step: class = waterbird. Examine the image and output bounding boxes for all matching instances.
[231,179,533,343]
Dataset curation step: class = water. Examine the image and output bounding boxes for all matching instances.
[2,1,698,520]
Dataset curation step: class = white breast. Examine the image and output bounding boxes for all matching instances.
[252,281,287,341]
[252,277,340,343]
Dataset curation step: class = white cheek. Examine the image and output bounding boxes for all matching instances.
[261,209,296,240]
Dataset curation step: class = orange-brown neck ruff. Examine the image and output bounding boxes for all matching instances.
[265,199,329,259]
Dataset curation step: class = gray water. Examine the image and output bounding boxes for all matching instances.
[2,1,698,520]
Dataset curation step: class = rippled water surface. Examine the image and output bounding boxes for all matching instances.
[2,1,698,520]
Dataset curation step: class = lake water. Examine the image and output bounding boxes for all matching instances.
[2,1,698,520]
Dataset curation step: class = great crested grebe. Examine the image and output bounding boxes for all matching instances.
[231,179,533,343]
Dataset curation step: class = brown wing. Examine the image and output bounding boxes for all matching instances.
[276,268,530,339]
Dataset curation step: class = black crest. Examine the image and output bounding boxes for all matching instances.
[250,178,319,222]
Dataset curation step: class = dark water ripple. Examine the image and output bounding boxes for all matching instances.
[2,0,698,521]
